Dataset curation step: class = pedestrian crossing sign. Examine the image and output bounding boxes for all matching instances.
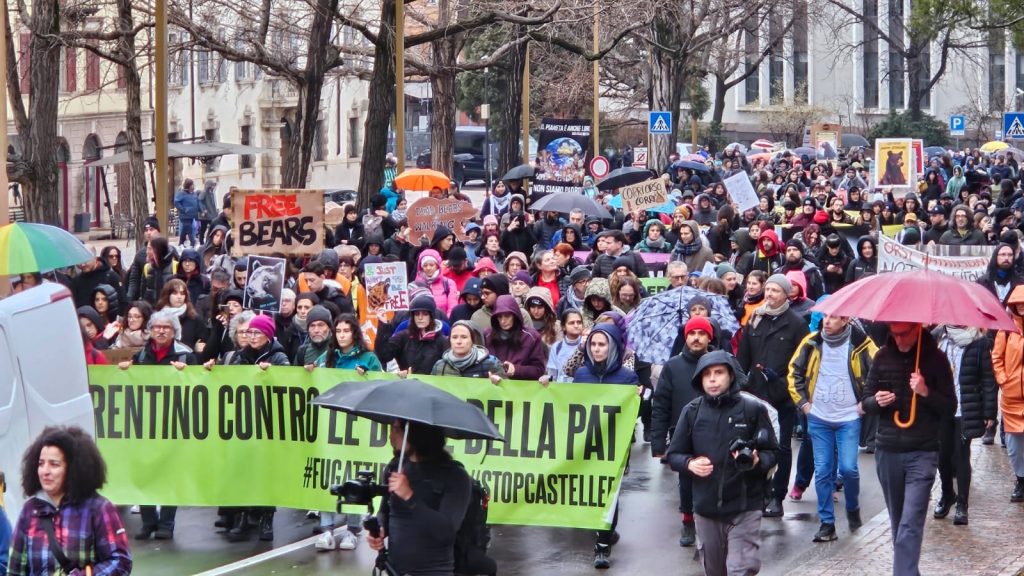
[1004,113,1024,139]
[649,111,672,134]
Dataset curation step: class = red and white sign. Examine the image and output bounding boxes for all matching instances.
[633,147,648,168]
[590,156,610,179]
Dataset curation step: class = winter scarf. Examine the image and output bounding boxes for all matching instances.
[743,289,765,305]
[442,345,491,373]
[821,323,853,347]
[116,328,149,348]
[292,313,309,332]
[944,326,980,348]
[163,304,187,319]
[751,300,790,328]
[645,237,667,250]
[489,191,511,214]
[303,339,330,365]
[674,236,703,257]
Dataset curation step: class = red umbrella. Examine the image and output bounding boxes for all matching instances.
[813,269,1017,428]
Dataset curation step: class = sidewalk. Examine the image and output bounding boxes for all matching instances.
[782,443,1024,576]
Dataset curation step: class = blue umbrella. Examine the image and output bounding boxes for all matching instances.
[626,286,739,365]
[607,194,677,214]
[670,160,710,173]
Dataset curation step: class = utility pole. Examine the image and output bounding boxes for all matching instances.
[155,0,169,232]
[592,1,600,159]
[521,43,530,165]
[395,0,405,172]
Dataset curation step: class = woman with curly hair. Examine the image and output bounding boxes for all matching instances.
[8,426,132,575]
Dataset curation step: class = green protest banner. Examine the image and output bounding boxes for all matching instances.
[639,277,670,295]
[87,366,639,530]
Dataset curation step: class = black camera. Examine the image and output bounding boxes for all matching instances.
[729,430,770,472]
[330,470,388,505]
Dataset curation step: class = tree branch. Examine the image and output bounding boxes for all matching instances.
[405,2,562,48]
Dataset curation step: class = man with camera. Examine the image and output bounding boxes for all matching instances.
[667,350,780,576]
[366,420,473,576]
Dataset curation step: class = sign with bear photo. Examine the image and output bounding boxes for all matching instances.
[364,262,409,313]
[243,256,286,313]
[232,189,325,256]
[873,138,916,197]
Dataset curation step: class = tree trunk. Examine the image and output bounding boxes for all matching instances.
[497,33,526,178]
[648,46,676,173]
[711,74,727,127]
[430,0,458,180]
[356,0,396,210]
[906,51,924,121]
[22,0,62,224]
[280,0,339,188]
[115,0,149,250]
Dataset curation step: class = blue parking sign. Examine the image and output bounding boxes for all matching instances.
[649,111,672,134]
[949,115,965,136]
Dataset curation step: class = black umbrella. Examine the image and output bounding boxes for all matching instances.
[313,379,504,473]
[502,164,536,181]
[596,167,654,191]
[528,192,611,218]
[670,160,710,173]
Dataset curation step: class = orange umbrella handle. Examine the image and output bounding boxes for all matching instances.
[894,325,924,429]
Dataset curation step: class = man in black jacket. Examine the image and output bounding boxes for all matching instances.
[862,322,955,576]
[737,273,809,518]
[978,243,1023,306]
[667,350,779,576]
[126,217,163,302]
[651,316,713,547]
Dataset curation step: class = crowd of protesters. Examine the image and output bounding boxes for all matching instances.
[5,140,1024,575]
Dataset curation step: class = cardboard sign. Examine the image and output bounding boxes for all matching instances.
[364,262,409,312]
[232,189,325,256]
[877,234,989,280]
[406,197,478,242]
[618,178,667,213]
[723,172,759,212]
[243,255,286,313]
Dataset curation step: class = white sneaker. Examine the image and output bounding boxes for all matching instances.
[130,505,140,514]
[314,531,336,551]
[337,530,358,550]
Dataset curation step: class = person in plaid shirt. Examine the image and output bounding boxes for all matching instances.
[7,426,131,576]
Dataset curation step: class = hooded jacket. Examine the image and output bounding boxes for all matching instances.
[432,344,505,378]
[415,249,459,316]
[845,235,878,284]
[91,283,122,323]
[977,243,1023,305]
[636,220,673,253]
[670,220,714,272]
[573,323,639,385]
[666,351,780,519]
[557,223,585,250]
[484,295,547,380]
[176,249,210,304]
[72,259,123,309]
[227,338,292,366]
[693,195,717,226]
[736,295,809,408]
[939,205,986,246]
[581,278,625,329]
[741,228,784,275]
[862,330,956,452]
[198,224,231,271]
[992,285,1024,434]
[651,346,706,455]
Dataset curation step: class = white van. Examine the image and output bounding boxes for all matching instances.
[0,283,94,516]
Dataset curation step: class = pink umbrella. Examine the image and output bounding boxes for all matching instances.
[682,153,706,162]
[751,139,774,151]
[813,268,1016,429]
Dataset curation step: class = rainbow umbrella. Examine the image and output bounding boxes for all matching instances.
[0,222,95,274]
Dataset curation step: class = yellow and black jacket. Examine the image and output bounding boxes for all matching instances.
[787,326,877,411]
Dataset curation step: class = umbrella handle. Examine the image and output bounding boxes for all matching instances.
[894,393,917,429]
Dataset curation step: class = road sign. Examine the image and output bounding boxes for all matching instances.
[1004,113,1024,139]
[649,111,672,134]
[589,155,610,179]
[949,115,966,136]
[633,147,648,168]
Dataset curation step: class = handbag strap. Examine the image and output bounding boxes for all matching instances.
[39,514,76,573]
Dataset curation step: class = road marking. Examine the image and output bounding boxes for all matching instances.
[193,534,321,575]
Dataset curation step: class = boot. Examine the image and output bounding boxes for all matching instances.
[679,520,696,547]
[1012,477,1024,503]
[227,513,252,542]
[258,512,275,542]
[982,422,996,445]
[847,508,863,532]
[763,498,784,518]
[933,493,956,519]
[953,500,968,525]
[812,523,837,543]
[593,543,611,569]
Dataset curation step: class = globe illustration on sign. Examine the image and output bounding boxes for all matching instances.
[545,137,583,169]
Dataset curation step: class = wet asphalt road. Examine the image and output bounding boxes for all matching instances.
[129,430,890,575]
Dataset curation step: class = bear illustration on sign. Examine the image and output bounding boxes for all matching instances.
[881,150,906,185]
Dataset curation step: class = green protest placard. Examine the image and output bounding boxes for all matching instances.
[639,277,670,295]
[87,366,639,530]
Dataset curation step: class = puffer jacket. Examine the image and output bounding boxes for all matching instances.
[787,325,877,412]
[992,285,1024,434]
[380,319,450,375]
[580,278,625,329]
[414,248,459,316]
[484,295,547,380]
[862,330,956,452]
[432,345,506,378]
[667,351,780,519]
[934,327,997,439]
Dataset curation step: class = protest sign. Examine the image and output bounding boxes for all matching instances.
[232,189,324,256]
[533,118,592,196]
[364,262,409,312]
[811,123,842,163]
[723,172,759,212]
[619,178,667,213]
[639,277,671,295]
[242,256,286,313]
[873,139,916,197]
[88,366,638,530]
[406,196,478,242]
[877,234,989,280]
[912,139,925,175]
